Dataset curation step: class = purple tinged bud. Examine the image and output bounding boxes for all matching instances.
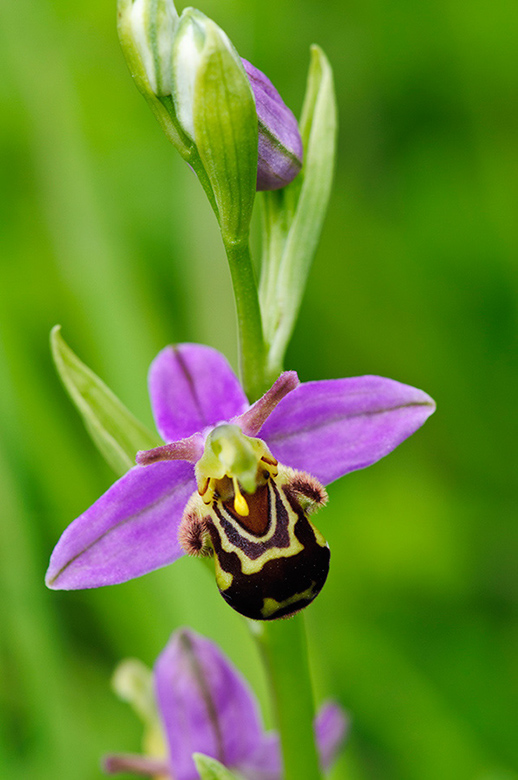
[242,59,303,191]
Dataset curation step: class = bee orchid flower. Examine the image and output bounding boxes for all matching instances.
[103,628,349,780]
[46,343,435,620]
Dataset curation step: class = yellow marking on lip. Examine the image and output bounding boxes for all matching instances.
[261,583,317,618]
[214,555,233,591]
[210,482,305,575]
[212,519,304,575]
[311,521,328,548]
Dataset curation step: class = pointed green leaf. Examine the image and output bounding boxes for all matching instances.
[51,326,160,476]
[193,753,242,780]
[259,46,337,376]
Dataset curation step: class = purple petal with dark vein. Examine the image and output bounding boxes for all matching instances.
[45,461,195,590]
[154,629,265,780]
[149,344,248,442]
[103,753,170,776]
[242,59,303,191]
[314,702,350,771]
[260,376,435,485]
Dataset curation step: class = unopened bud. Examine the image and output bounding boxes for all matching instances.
[243,59,303,190]
[121,0,179,96]
[172,9,257,241]
[171,10,249,143]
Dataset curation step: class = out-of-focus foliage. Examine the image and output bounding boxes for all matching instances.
[0,1,517,779]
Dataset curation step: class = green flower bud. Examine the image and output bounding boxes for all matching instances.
[119,0,178,97]
[171,9,257,242]
[118,0,190,157]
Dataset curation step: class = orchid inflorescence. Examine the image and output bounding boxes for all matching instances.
[119,0,303,193]
[46,1,436,778]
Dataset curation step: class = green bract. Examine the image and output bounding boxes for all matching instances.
[259,46,338,377]
[193,754,242,780]
[50,326,160,476]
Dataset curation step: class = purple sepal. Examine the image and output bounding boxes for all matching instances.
[149,344,248,443]
[45,461,195,589]
[242,59,303,191]
[154,630,266,780]
[314,701,350,772]
[260,375,436,485]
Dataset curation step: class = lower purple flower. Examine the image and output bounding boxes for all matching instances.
[104,628,349,780]
[46,343,435,619]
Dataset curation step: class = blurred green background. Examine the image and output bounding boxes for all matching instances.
[1,0,517,778]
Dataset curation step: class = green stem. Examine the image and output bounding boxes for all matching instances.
[224,239,266,402]
[225,185,319,780]
[251,615,322,780]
